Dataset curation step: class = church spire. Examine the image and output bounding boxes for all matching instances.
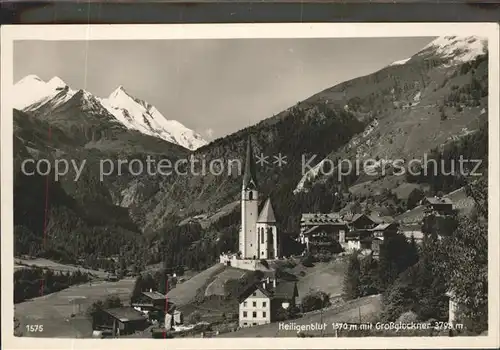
[242,136,258,189]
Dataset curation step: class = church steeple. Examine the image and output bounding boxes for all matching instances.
[242,136,258,189]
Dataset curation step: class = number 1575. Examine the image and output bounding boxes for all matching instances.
[26,324,44,332]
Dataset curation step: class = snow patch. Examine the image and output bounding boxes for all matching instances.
[13,75,74,110]
[294,158,328,194]
[389,57,410,66]
[413,91,421,102]
[418,36,487,64]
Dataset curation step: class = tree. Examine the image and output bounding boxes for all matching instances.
[436,215,488,333]
[188,311,202,324]
[343,253,361,300]
[130,275,144,303]
[408,236,419,268]
[103,295,122,308]
[359,255,379,297]
[301,291,330,312]
[406,188,424,210]
[300,253,314,267]
[377,234,415,291]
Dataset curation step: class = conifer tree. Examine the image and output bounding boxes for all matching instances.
[343,253,361,300]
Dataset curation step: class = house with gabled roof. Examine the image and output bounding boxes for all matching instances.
[422,196,454,215]
[238,277,298,328]
[299,213,348,252]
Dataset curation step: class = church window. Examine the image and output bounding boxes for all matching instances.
[261,230,264,243]
[249,191,253,200]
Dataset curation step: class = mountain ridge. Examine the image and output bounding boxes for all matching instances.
[13,76,207,151]
[12,36,489,272]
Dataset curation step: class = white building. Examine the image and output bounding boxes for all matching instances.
[238,277,298,328]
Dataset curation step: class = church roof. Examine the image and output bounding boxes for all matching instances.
[257,198,276,223]
[242,136,258,189]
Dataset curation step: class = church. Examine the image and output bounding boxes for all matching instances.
[239,138,279,260]
[220,138,280,268]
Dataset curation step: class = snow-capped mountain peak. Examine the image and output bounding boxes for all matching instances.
[13,75,72,110]
[418,36,487,63]
[387,35,487,68]
[14,74,206,150]
[109,85,128,99]
[101,85,207,150]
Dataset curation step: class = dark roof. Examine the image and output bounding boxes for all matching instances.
[369,214,395,224]
[424,197,453,205]
[237,280,298,303]
[350,213,375,224]
[141,291,166,300]
[257,198,276,223]
[103,307,147,322]
[301,213,346,226]
[237,283,271,303]
[371,222,398,231]
[242,136,258,189]
[273,281,298,300]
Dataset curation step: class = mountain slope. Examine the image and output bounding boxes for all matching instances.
[294,37,488,195]
[12,36,489,273]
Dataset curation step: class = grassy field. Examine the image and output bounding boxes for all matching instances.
[15,278,135,338]
[204,267,247,297]
[284,258,348,299]
[166,263,226,307]
[218,294,382,337]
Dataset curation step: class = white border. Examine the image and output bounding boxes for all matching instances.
[1,23,499,350]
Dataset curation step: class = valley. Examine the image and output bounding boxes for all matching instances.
[11,35,489,338]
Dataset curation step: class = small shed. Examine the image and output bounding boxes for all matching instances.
[100,307,148,336]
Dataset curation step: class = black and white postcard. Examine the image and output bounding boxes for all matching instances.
[1,23,499,349]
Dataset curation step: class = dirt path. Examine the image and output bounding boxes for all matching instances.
[218,294,382,338]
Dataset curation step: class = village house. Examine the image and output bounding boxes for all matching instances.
[371,222,399,240]
[345,213,377,231]
[299,213,347,252]
[164,310,184,330]
[132,290,169,312]
[341,213,377,251]
[237,278,298,328]
[96,307,149,337]
[370,222,400,259]
[422,196,454,215]
[401,224,424,243]
[131,290,179,325]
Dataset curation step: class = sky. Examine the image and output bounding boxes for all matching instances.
[14,37,434,141]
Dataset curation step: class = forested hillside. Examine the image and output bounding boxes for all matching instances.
[13,41,489,274]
